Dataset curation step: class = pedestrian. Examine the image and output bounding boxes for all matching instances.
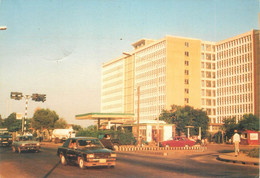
[232,130,240,157]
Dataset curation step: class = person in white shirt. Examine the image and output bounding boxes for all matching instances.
[232,130,241,157]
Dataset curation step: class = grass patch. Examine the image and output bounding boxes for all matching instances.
[247,148,259,158]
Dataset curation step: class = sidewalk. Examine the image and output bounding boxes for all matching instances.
[217,152,259,166]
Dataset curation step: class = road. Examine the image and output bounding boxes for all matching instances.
[0,144,259,178]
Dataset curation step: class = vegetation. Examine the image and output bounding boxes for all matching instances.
[76,125,135,145]
[0,112,31,132]
[159,105,209,138]
[54,118,68,129]
[222,114,259,140]
[247,148,259,158]
[31,108,59,130]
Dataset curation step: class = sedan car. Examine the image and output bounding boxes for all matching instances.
[0,131,12,147]
[57,137,116,169]
[159,136,195,147]
[12,135,40,153]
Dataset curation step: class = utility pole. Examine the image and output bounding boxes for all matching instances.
[10,92,46,135]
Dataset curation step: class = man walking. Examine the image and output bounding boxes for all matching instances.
[233,130,240,157]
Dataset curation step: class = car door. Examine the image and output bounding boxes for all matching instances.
[66,139,78,163]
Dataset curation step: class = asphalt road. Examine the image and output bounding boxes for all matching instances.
[0,144,259,178]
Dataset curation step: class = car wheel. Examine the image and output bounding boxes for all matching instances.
[78,157,85,169]
[113,144,119,151]
[60,154,67,165]
[12,146,16,152]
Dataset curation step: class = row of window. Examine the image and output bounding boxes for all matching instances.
[216,35,251,51]
[201,71,216,79]
[217,64,252,78]
[217,93,253,105]
[201,80,216,88]
[216,44,252,59]
[217,83,252,95]
[202,99,216,106]
[201,89,216,97]
[102,64,123,76]
[217,73,252,87]
[217,53,252,68]
[201,62,216,70]
[137,41,166,56]
[201,44,215,52]
[101,103,123,111]
[102,79,123,90]
[217,104,253,115]
[201,53,216,61]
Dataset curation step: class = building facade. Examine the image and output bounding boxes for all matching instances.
[101,29,259,132]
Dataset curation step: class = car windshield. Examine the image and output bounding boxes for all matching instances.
[19,136,33,141]
[78,139,104,149]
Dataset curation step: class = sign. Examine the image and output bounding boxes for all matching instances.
[250,133,258,140]
[16,113,23,120]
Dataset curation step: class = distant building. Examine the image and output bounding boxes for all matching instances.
[101,29,259,133]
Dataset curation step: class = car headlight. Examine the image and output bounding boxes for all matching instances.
[21,144,25,147]
[8,138,12,140]
[87,154,95,159]
[0,138,2,140]
[110,153,116,158]
[37,143,40,146]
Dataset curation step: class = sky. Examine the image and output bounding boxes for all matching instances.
[0,0,259,128]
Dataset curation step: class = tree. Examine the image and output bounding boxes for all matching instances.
[238,114,259,131]
[159,105,209,138]
[32,108,59,130]
[2,113,22,132]
[54,118,68,129]
[222,117,237,139]
[72,124,83,131]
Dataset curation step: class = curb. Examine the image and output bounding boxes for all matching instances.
[217,155,259,166]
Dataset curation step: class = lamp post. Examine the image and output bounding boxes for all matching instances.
[123,52,160,148]
[0,26,7,30]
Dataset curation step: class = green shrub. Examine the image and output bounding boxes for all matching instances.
[248,148,259,158]
[76,129,135,145]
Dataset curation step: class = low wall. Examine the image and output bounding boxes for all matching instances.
[118,145,206,152]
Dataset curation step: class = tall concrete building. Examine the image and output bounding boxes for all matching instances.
[101,29,259,132]
[216,30,260,124]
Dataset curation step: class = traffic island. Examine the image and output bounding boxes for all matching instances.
[217,152,259,166]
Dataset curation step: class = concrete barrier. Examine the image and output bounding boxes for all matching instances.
[118,145,206,152]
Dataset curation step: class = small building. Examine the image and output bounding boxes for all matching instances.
[240,130,259,145]
[121,120,175,142]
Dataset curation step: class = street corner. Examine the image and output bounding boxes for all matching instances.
[217,152,259,166]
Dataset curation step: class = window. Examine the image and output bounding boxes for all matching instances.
[185,70,189,75]
[185,79,189,84]
[184,61,189,66]
[185,51,189,57]
[185,88,189,94]
[185,42,189,47]
[185,98,189,104]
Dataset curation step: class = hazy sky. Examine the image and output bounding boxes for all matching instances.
[0,0,259,127]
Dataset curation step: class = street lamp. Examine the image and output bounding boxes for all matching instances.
[0,26,7,30]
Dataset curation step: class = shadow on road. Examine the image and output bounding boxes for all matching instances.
[43,160,61,178]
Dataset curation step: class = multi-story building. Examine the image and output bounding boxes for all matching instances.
[101,29,259,132]
[216,30,260,124]
[101,57,125,113]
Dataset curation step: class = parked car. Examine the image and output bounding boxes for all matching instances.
[12,135,40,153]
[57,137,116,169]
[0,129,12,147]
[159,136,195,147]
